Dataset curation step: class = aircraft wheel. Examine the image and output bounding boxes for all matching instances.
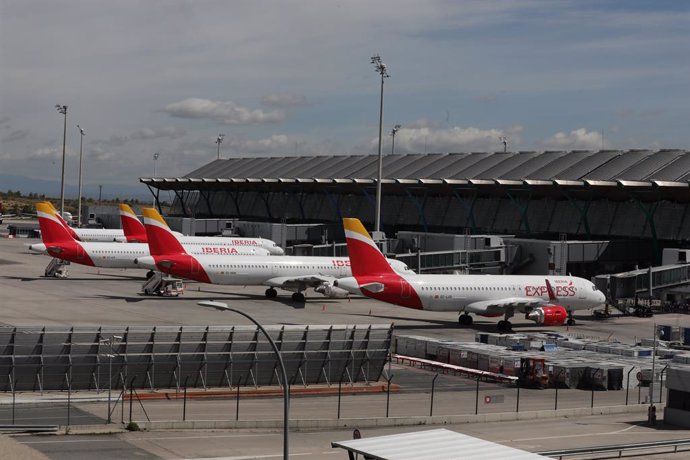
[292,292,305,303]
[265,288,278,298]
[458,314,472,326]
[497,320,512,332]
[146,270,155,280]
[566,318,576,326]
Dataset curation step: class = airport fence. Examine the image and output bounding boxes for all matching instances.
[0,359,665,428]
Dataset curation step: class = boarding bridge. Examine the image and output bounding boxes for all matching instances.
[594,264,690,303]
[293,241,510,274]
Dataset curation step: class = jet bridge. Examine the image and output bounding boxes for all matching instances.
[594,264,690,303]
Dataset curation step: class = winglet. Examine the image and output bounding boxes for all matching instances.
[36,202,74,244]
[545,279,558,301]
[343,218,394,277]
[142,207,186,256]
[119,204,147,242]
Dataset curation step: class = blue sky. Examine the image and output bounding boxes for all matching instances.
[0,0,688,191]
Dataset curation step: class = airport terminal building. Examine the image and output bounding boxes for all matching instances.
[140,149,690,295]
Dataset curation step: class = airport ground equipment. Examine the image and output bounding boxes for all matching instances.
[140,272,184,296]
[44,258,70,278]
[0,324,392,392]
[518,357,548,389]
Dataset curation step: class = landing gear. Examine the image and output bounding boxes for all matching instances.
[146,270,155,280]
[566,310,576,326]
[292,292,305,303]
[565,311,575,326]
[497,320,513,333]
[498,308,515,333]
[458,314,473,326]
[265,288,278,298]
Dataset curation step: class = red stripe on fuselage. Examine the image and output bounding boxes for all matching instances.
[47,241,95,266]
[354,274,424,310]
[152,254,211,284]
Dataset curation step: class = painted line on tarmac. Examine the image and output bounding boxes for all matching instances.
[497,423,644,443]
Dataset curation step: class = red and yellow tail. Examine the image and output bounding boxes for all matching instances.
[343,218,395,277]
[119,204,147,243]
[36,202,75,243]
[42,201,80,240]
[142,207,186,256]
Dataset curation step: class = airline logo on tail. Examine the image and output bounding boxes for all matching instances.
[41,201,80,241]
[119,204,147,243]
[342,218,422,309]
[35,202,94,265]
[141,207,211,283]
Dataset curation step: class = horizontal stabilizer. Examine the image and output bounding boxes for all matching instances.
[360,282,385,293]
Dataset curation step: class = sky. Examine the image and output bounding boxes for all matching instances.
[1,0,688,194]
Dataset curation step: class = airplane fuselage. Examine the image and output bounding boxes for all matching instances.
[46,241,269,269]
[336,273,605,314]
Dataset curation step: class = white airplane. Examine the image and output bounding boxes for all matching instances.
[30,203,285,256]
[134,207,413,302]
[118,204,285,255]
[35,202,269,274]
[333,218,606,331]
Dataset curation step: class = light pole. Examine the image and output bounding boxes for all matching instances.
[99,335,122,424]
[76,125,86,227]
[390,124,401,156]
[216,134,225,160]
[198,301,289,460]
[371,54,389,235]
[152,152,160,207]
[55,104,68,217]
[499,136,508,153]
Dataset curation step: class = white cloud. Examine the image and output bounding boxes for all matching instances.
[163,98,285,125]
[543,129,603,150]
[386,125,522,153]
[261,94,307,108]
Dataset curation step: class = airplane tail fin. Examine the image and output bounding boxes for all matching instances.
[36,202,75,244]
[119,204,147,242]
[142,207,186,256]
[343,218,395,277]
[43,201,80,240]
[545,279,558,302]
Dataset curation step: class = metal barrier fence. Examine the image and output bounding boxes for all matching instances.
[0,325,393,392]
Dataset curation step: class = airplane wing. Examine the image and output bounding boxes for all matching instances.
[264,275,336,291]
[464,297,548,315]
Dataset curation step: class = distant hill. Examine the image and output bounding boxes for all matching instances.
[0,174,152,201]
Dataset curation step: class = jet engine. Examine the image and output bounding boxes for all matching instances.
[526,305,568,326]
[314,282,350,298]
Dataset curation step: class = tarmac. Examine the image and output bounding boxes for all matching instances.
[1,223,690,459]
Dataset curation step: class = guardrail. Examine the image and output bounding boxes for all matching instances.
[0,424,59,433]
[393,354,518,384]
[537,438,690,459]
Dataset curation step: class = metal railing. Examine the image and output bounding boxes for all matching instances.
[538,438,690,459]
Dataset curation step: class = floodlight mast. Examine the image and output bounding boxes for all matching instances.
[77,125,86,226]
[371,54,389,235]
[390,124,401,156]
[216,134,225,160]
[55,104,68,217]
[152,152,160,207]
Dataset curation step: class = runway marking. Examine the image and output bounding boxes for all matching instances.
[496,423,644,443]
